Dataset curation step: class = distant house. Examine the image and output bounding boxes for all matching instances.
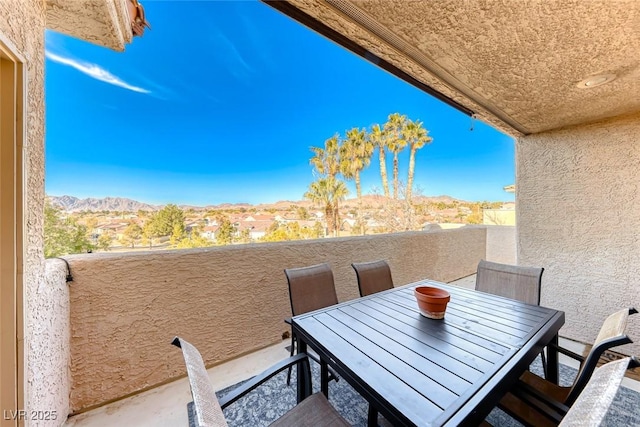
[275,214,298,222]
[298,220,321,229]
[341,218,356,233]
[201,226,219,241]
[483,207,516,226]
[96,223,129,241]
[244,214,275,222]
[185,221,201,233]
[236,220,273,240]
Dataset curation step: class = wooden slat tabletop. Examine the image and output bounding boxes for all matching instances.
[293,280,565,427]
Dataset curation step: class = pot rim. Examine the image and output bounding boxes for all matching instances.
[414,286,450,301]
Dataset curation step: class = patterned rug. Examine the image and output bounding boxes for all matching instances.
[216,355,640,426]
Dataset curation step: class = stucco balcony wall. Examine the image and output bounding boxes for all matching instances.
[485,225,516,265]
[517,112,640,357]
[66,227,486,413]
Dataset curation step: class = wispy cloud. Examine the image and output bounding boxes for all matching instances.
[45,51,151,94]
[212,31,254,84]
[219,34,252,74]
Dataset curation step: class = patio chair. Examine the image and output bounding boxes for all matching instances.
[558,356,639,427]
[350,260,395,426]
[475,260,547,374]
[284,263,339,387]
[475,260,544,305]
[171,337,350,427]
[498,307,638,427]
[351,260,394,297]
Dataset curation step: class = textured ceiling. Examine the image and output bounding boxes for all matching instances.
[46,0,131,51]
[269,0,640,136]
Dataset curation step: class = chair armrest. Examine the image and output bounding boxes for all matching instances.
[218,353,310,409]
[549,341,585,363]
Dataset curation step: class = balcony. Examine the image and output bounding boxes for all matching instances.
[33,226,640,425]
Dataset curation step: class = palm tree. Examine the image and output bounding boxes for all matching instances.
[310,135,340,179]
[340,128,374,234]
[368,124,390,198]
[304,179,332,235]
[308,136,349,236]
[329,177,349,237]
[403,119,432,201]
[384,113,408,199]
[304,177,349,237]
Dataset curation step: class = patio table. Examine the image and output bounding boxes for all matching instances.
[292,280,564,426]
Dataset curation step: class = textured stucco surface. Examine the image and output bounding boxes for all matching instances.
[46,0,131,51]
[517,112,640,355]
[283,0,640,135]
[485,226,516,265]
[1,1,127,424]
[31,261,70,426]
[0,0,52,425]
[67,228,485,412]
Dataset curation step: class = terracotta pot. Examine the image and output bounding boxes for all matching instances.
[414,286,450,319]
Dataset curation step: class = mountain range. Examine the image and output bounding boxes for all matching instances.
[47,194,468,213]
[48,195,160,212]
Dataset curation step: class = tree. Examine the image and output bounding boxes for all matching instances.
[149,204,185,237]
[261,221,324,242]
[262,223,293,242]
[141,221,157,249]
[170,223,186,245]
[304,177,349,237]
[384,113,408,199]
[312,221,324,238]
[44,201,94,257]
[296,206,310,220]
[215,215,235,245]
[308,136,348,236]
[369,124,390,198]
[371,182,421,232]
[403,119,433,201]
[237,228,251,244]
[176,228,214,249]
[121,222,142,248]
[310,135,340,179]
[340,127,374,234]
[97,232,114,251]
[84,217,98,234]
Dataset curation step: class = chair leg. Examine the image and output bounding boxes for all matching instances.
[286,333,296,386]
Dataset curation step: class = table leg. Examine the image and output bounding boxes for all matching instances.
[296,339,311,403]
[546,334,559,384]
[367,405,378,427]
[321,360,329,397]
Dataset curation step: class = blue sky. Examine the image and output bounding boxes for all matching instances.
[44,0,514,206]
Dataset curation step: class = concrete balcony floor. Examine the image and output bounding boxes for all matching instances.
[64,276,640,426]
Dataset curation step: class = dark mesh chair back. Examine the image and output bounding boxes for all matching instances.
[285,263,338,316]
[283,263,340,387]
[475,259,544,305]
[351,260,394,297]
